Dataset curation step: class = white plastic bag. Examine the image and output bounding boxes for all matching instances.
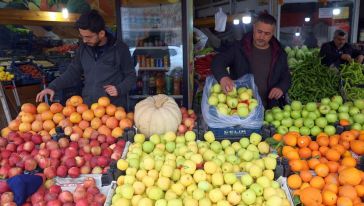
[215,7,227,32]
[194,27,208,52]
[201,74,264,129]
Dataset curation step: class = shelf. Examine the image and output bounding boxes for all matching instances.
[138,67,170,71]
[123,27,181,32]
[134,46,169,50]
[130,94,183,99]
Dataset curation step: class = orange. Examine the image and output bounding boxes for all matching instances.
[312,150,321,158]
[289,159,303,172]
[282,146,295,157]
[326,149,341,161]
[69,95,83,107]
[315,163,330,177]
[98,96,111,107]
[341,140,351,150]
[341,131,356,142]
[325,173,339,185]
[324,183,339,194]
[297,135,311,148]
[323,190,338,205]
[339,185,358,201]
[272,133,282,141]
[300,187,323,206]
[319,146,329,156]
[355,185,364,197]
[300,170,313,182]
[339,167,362,186]
[341,157,357,168]
[287,174,302,189]
[310,176,325,189]
[283,132,298,146]
[329,134,340,147]
[332,144,346,155]
[309,141,319,151]
[317,135,329,147]
[298,147,312,159]
[337,197,353,206]
[308,158,320,170]
[327,161,339,173]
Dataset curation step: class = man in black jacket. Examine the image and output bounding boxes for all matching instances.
[211,13,291,108]
[36,10,136,107]
[320,29,364,68]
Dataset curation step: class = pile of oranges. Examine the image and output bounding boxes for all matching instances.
[275,130,364,206]
[1,96,134,139]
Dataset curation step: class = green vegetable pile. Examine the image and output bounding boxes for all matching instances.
[285,46,320,69]
[288,50,340,104]
[340,62,364,100]
[195,47,214,56]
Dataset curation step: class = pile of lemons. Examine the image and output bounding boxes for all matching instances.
[0,66,14,82]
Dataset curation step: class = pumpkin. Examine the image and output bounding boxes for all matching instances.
[134,94,182,137]
[350,140,364,155]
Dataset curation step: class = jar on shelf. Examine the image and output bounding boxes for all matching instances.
[149,72,156,95]
[165,74,173,95]
[156,72,165,94]
[173,70,182,95]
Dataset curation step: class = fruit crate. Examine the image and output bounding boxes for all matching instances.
[276,176,295,206]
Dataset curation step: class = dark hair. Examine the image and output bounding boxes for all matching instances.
[334,29,346,37]
[254,12,276,26]
[76,10,105,33]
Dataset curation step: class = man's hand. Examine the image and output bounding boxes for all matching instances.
[104,85,118,96]
[355,55,364,64]
[268,87,283,100]
[36,88,55,102]
[219,77,234,94]
[341,54,352,62]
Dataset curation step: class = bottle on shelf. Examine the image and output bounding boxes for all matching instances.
[173,70,182,95]
[136,75,143,95]
[149,72,156,95]
[156,72,165,94]
[165,74,173,95]
[142,72,149,95]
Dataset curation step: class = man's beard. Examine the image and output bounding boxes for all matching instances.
[87,38,102,47]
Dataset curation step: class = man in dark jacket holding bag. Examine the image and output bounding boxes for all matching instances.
[211,13,291,109]
[36,10,136,107]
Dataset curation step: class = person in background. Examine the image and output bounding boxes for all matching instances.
[320,29,364,68]
[211,13,291,109]
[304,31,318,49]
[36,10,136,108]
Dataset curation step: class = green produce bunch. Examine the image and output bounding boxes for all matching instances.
[340,62,364,100]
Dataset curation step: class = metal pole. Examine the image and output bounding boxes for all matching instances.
[0,82,12,124]
[115,0,122,42]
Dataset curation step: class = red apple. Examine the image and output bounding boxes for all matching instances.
[97,135,106,143]
[13,137,24,145]
[44,167,56,179]
[33,201,46,206]
[65,147,78,158]
[46,141,59,150]
[58,138,69,148]
[91,166,102,174]
[93,193,106,205]
[106,135,115,145]
[90,146,101,156]
[23,141,35,152]
[80,165,91,174]
[0,137,8,148]
[59,191,73,203]
[101,148,112,157]
[75,156,85,167]
[42,135,51,143]
[37,157,51,169]
[89,140,100,147]
[70,133,80,142]
[86,186,99,195]
[68,167,80,178]
[97,156,108,167]
[50,158,60,168]
[31,134,42,145]
[82,145,91,154]
[46,199,62,206]
[1,192,14,204]
[0,181,10,193]
[65,157,76,168]
[0,166,10,178]
[75,199,88,206]
[16,160,25,169]
[8,167,22,177]
[38,149,50,157]
[178,124,187,134]
[77,138,89,147]
[83,154,92,162]
[73,186,86,202]
[50,149,62,159]
[49,185,61,194]
[69,141,79,150]
[56,165,67,177]
[8,154,21,167]
[24,158,37,171]
[82,177,96,189]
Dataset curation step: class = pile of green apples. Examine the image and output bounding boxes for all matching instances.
[264,96,364,136]
[207,83,259,117]
[113,131,291,206]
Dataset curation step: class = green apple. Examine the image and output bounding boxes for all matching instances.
[284,105,291,112]
[315,117,328,128]
[241,189,256,205]
[331,95,343,105]
[263,187,277,200]
[277,126,288,135]
[237,106,249,117]
[326,113,338,123]
[239,138,250,148]
[185,131,196,142]
[263,157,277,170]
[338,105,349,113]
[224,173,238,185]
[289,126,300,133]
[354,99,364,109]
[147,186,164,200]
[257,176,271,188]
[266,196,282,206]
[307,112,318,120]
[265,112,274,122]
[271,107,282,114]
[242,150,254,161]
[217,93,227,103]
[166,142,176,153]
[329,101,340,111]
[204,131,215,143]
[294,118,304,127]
[319,104,331,115]
[301,110,309,118]
[120,184,134,199]
[282,111,290,118]
[241,174,253,186]
[354,113,364,124]
[339,112,350,121]
[257,142,270,154]
[212,83,221,93]
[208,96,218,106]
[142,141,155,153]
[305,102,317,112]
[221,139,231,149]
[210,141,222,153]
[250,133,262,145]
[272,120,281,128]
[273,112,284,121]
[249,165,262,178]
[349,106,360,116]
[150,134,161,144]
[291,101,302,111]
[227,87,237,96]
[134,134,146,143]
[351,123,362,130]
[324,125,336,136]
[249,102,258,111]
[227,97,238,109]
[290,110,301,119]
[217,106,229,115]
[321,98,331,105]
[299,126,310,136]
[239,92,250,101]
[310,126,321,136]
[303,118,314,128]
[281,118,293,127]
[250,183,264,196]
[198,181,211,192]
[238,87,247,94]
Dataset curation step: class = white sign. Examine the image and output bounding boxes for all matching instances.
[319,8,333,18]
